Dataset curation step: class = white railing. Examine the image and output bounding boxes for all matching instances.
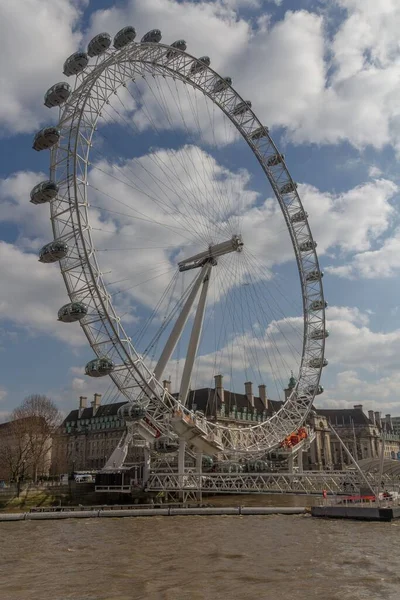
[146,470,364,494]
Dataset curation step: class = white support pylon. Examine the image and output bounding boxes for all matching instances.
[179,263,212,405]
[153,262,210,382]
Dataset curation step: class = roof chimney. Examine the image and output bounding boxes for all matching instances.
[78,396,87,418]
[368,410,375,425]
[214,374,224,405]
[374,411,381,429]
[353,404,363,411]
[385,413,392,433]
[91,393,101,416]
[245,381,254,407]
[163,379,171,394]
[258,384,268,410]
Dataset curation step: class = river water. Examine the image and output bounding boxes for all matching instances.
[0,504,399,600]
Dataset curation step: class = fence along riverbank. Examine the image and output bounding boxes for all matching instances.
[0,506,308,521]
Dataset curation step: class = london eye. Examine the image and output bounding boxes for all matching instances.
[32,26,327,472]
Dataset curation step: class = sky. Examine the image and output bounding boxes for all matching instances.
[1,0,400,418]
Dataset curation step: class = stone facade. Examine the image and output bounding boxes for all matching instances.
[52,385,400,476]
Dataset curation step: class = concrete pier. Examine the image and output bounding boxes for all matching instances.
[0,506,307,521]
[312,505,400,522]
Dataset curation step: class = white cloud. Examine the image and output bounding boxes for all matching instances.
[301,178,398,254]
[0,388,7,403]
[2,0,400,155]
[0,0,85,134]
[318,369,400,412]
[0,241,86,347]
[327,227,400,279]
[368,165,383,178]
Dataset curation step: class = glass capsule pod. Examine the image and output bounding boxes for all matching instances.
[165,39,187,59]
[85,357,115,378]
[117,403,146,421]
[202,455,213,469]
[310,328,330,340]
[154,437,179,453]
[308,385,324,396]
[308,357,329,368]
[141,29,162,43]
[290,210,308,223]
[305,270,323,282]
[30,180,59,205]
[32,127,60,151]
[44,82,71,108]
[250,125,269,140]
[232,100,252,116]
[267,153,284,167]
[299,240,317,252]
[212,76,232,94]
[113,26,137,49]
[63,51,89,76]
[87,32,112,57]
[280,182,298,195]
[58,302,88,323]
[309,300,328,311]
[189,56,210,74]
[39,240,68,263]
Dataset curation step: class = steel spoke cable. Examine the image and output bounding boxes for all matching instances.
[141,77,232,242]
[97,106,212,245]
[240,251,301,375]
[88,166,203,245]
[222,252,292,393]
[110,266,176,298]
[243,249,304,341]
[106,95,216,244]
[158,75,234,241]
[126,79,216,242]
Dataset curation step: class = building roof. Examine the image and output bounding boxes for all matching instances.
[315,407,373,427]
[185,387,282,417]
[64,389,283,424]
[64,401,126,424]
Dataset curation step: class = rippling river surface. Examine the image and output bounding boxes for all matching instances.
[1,504,399,600]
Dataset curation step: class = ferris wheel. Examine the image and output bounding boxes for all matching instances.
[32,27,327,462]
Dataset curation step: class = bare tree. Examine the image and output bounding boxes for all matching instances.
[0,395,62,489]
[0,418,32,495]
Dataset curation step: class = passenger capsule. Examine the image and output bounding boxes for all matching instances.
[87,32,112,57]
[63,51,89,76]
[117,403,146,420]
[39,241,68,263]
[57,302,88,323]
[267,153,284,167]
[32,127,60,151]
[212,77,232,94]
[113,26,136,49]
[232,100,252,117]
[85,357,115,378]
[290,210,308,223]
[141,29,162,43]
[308,385,324,396]
[305,270,324,282]
[309,300,328,311]
[44,82,71,108]
[189,56,210,75]
[308,357,328,369]
[165,39,187,59]
[250,126,269,140]
[280,182,298,195]
[30,180,59,205]
[155,438,179,453]
[310,328,329,340]
[299,240,317,252]
[202,455,213,468]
